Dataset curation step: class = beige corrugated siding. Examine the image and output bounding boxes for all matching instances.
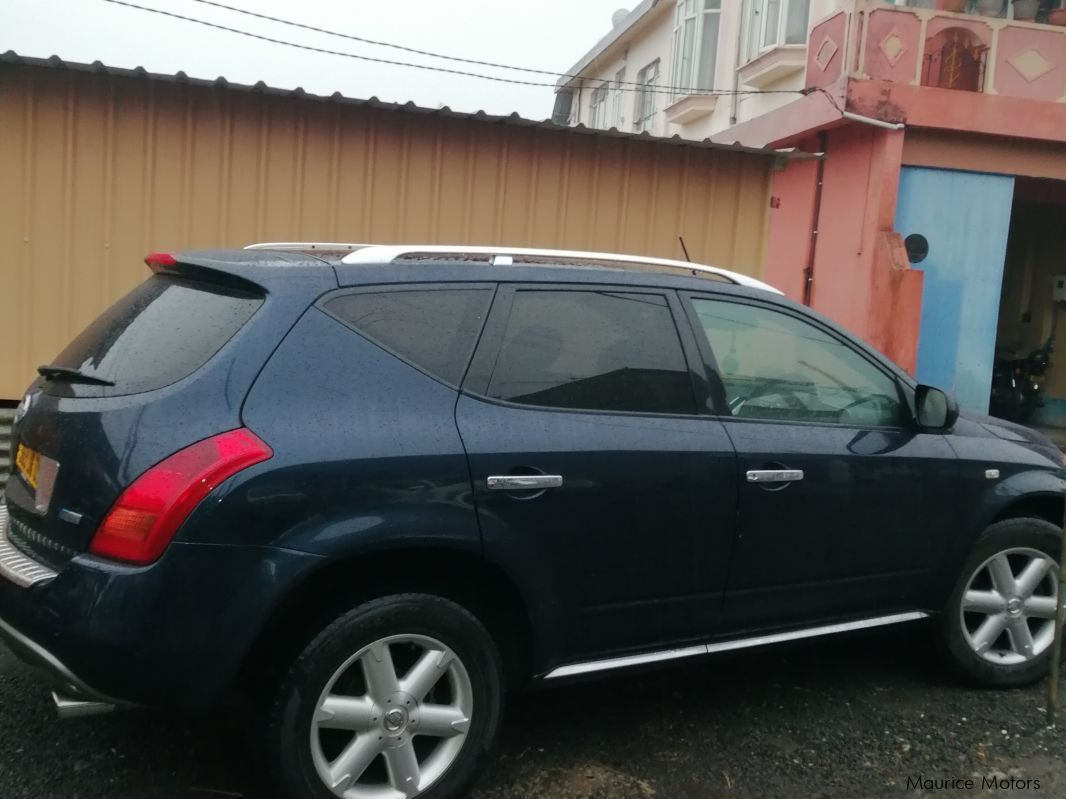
[0,62,772,400]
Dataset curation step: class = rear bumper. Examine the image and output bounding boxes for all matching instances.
[0,612,123,706]
[0,534,323,711]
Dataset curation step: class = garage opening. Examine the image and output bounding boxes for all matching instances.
[993,177,1066,435]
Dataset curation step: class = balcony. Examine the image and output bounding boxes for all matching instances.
[807,1,1066,102]
[663,93,718,125]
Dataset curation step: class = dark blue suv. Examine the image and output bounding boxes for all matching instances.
[2,244,1064,799]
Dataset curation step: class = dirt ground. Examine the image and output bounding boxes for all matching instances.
[3,623,1065,799]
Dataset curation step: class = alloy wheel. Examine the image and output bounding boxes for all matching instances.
[960,547,1059,666]
[310,634,473,799]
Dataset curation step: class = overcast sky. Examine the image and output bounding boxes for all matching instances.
[3,0,632,119]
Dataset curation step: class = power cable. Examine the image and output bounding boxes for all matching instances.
[101,0,807,99]
[185,0,803,97]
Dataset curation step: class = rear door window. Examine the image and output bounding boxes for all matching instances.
[323,287,493,386]
[479,288,696,415]
[45,274,262,396]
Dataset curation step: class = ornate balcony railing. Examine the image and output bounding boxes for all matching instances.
[807,1,1066,101]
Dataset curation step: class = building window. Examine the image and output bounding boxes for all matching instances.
[634,59,660,132]
[672,0,721,97]
[612,68,627,128]
[589,82,610,128]
[748,0,810,59]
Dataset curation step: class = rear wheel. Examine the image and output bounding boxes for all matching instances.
[268,594,504,799]
[942,518,1062,687]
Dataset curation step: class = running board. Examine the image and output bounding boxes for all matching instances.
[543,612,930,680]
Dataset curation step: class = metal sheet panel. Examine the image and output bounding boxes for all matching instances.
[0,61,773,400]
[895,166,1016,412]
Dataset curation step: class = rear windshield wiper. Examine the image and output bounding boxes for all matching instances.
[37,364,116,387]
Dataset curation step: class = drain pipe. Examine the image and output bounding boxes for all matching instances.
[841,111,905,131]
[802,130,829,306]
[729,8,745,125]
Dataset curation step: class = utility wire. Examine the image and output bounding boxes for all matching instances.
[102,0,806,99]
[185,0,802,97]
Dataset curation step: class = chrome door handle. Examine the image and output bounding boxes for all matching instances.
[746,469,804,483]
[487,475,563,490]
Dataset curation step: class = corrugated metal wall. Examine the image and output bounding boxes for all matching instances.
[0,62,773,400]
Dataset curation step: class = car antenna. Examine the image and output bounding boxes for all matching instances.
[678,235,692,262]
[678,236,700,276]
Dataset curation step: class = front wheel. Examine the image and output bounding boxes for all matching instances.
[268,594,504,799]
[941,518,1062,687]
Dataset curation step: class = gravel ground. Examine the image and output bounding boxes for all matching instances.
[2,622,1065,799]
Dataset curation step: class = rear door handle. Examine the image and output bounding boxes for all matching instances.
[746,469,804,483]
[487,475,563,490]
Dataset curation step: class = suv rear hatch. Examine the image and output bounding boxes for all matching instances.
[4,251,334,570]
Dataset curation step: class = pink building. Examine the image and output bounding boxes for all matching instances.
[717,0,1066,420]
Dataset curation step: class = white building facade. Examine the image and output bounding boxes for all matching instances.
[555,0,928,140]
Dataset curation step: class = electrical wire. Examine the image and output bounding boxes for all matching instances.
[184,0,802,97]
[101,0,807,99]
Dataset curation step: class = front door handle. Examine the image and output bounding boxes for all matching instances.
[487,475,563,490]
[746,469,804,483]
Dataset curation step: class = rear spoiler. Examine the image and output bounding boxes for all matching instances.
[142,252,268,294]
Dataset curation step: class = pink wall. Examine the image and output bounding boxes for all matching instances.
[994,26,1066,100]
[765,144,820,301]
[806,11,847,90]
[802,124,923,373]
[862,8,923,86]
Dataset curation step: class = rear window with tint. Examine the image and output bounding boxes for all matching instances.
[484,289,696,415]
[45,275,262,396]
[324,288,493,386]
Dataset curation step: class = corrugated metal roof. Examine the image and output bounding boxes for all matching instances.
[0,49,814,159]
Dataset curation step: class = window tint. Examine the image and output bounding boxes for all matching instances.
[691,299,902,427]
[485,290,695,414]
[325,288,492,385]
[47,274,262,396]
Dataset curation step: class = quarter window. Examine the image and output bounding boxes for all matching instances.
[486,290,696,415]
[690,299,903,427]
[324,288,492,386]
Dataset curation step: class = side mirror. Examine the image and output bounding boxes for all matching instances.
[914,384,958,430]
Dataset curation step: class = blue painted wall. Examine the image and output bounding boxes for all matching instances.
[895,167,1015,413]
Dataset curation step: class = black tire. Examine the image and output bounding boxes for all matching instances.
[267,593,504,799]
[941,517,1062,687]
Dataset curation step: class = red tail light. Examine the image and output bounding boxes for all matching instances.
[90,428,272,565]
[144,252,177,271]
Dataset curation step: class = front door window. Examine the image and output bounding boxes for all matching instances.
[690,298,903,427]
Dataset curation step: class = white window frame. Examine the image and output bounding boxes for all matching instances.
[747,0,811,60]
[633,59,661,132]
[671,0,722,98]
[589,81,610,129]
[612,68,627,128]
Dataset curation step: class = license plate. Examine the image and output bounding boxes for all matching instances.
[15,443,41,490]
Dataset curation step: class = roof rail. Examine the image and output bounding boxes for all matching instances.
[244,242,371,252]
[339,244,781,294]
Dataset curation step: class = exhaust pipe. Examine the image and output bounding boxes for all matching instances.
[51,690,115,719]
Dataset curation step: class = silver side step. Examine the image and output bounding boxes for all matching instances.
[543,611,930,680]
[52,690,115,719]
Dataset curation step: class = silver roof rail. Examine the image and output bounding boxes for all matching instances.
[340,244,781,294]
[244,242,372,252]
